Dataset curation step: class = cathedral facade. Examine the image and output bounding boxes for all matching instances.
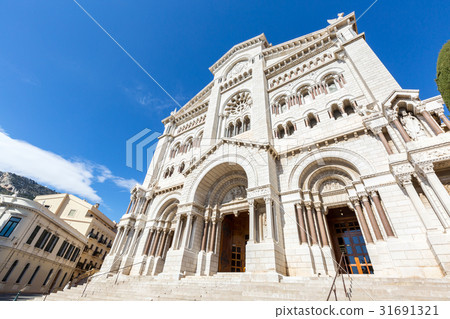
[102,12,450,280]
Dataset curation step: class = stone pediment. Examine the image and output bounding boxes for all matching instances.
[209,34,269,74]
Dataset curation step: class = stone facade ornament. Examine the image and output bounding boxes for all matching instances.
[400,111,427,141]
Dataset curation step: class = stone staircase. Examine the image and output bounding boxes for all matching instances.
[34,273,450,301]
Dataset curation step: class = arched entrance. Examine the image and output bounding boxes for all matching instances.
[327,206,373,274]
[219,212,249,272]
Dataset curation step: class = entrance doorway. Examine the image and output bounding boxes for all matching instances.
[219,212,249,272]
[327,206,374,274]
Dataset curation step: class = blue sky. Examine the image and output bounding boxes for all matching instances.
[0,0,449,222]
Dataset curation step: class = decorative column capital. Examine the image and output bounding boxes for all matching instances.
[397,173,413,186]
[303,200,312,209]
[371,126,384,135]
[313,201,322,210]
[370,190,379,198]
[416,161,435,175]
[248,199,255,207]
[349,196,361,206]
[264,196,272,204]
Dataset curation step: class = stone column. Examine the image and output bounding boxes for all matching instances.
[141,198,151,215]
[200,218,209,252]
[208,220,217,253]
[304,202,318,245]
[370,191,395,237]
[418,162,450,217]
[397,174,436,230]
[420,109,443,135]
[295,203,308,244]
[110,227,124,254]
[314,204,329,246]
[438,111,450,130]
[361,195,383,241]
[181,214,193,249]
[116,227,130,255]
[157,231,168,257]
[125,199,133,215]
[392,118,412,143]
[248,199,255,243]
[351,199,373,243]
[264,197,274,239]
[125,228,140,255]
[172,215,182,250]
[142,228,155,256]
[373,127,393,155]
[150,229,162,257]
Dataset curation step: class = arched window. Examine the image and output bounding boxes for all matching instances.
[277,125,285,139]
[170,144,180,158]
[235,119,242,135]
[279,98,287,113]
[331,104,342,119]
[299,88,312,104]
[343,100,355,115]
[179,162,185,173]
[184,138,193,153]
[286,121,295,136]
[326,78,338,93]
[243,116,250,132]
[227,123,235,137]
[308,113,318,128]
[195,132,203,147]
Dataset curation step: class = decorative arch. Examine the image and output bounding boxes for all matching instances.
[288,148,375,190]
[184,154,258,204]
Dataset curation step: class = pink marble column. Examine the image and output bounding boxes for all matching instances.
[421,110,443,135]
[392,118,411,143]
[295,203,308,244]
[352,199,373,243]
[305,202,318,245]
[438,112,450,130]
[370,191,395,237]
[361,195,383,241]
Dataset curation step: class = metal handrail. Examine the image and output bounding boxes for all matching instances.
[326,252,352,301]
[80,260,145,298]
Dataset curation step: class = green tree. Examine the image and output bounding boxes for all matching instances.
[436,40,450,110]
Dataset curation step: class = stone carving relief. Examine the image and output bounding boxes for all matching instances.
[400,111,427,141]
[226,61,250,80]
[247,186,270,199]
[412,147,450,163]
[320,179,345,192]
[356,102,378,116]
[221,186,247,204]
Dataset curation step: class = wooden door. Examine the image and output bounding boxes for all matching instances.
[219,213,249,272]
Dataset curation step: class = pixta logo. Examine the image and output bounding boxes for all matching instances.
[126,129,161,172]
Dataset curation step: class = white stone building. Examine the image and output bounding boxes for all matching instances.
[102,12,450,281]
[0,195,87,294]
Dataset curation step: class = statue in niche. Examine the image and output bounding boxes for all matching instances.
[400,111,427,141]
[222,186,246,204]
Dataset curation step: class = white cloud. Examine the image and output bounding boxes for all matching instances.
[0,131,138,203]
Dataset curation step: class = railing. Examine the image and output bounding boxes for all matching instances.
[42,252,145,300]
[326,253,352,301]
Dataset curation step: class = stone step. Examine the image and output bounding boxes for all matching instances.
[36,275,450,301]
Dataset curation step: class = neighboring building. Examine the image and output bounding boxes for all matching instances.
[101,12,450,282]
[0,195,87,294]
[34,194,117,279]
